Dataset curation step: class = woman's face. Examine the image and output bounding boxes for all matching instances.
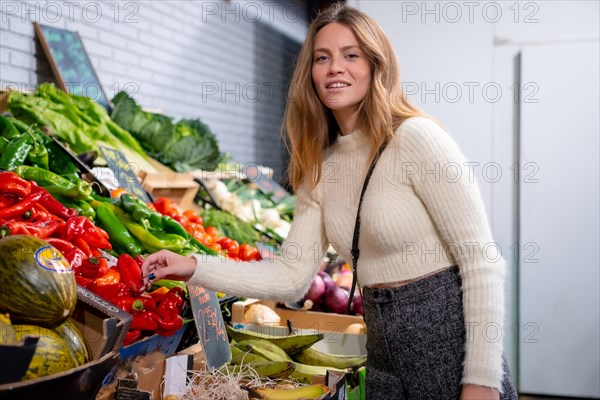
[312,23,372,117]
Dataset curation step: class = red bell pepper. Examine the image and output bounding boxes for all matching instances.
[157,313,183,337]
[112,296,144,313]
[117,254,145,296]
[123,329,142,346]
[81,252,109,278]
[88,282,129,300]
[75,275,94,288]
[0,172,31,198]
[157,287,185,318]
[137,293,158,313]
[0,191,43,220]
[0,194,15,209]
[129,311,160,332]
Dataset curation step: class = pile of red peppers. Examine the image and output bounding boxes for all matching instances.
[0,172,185,345]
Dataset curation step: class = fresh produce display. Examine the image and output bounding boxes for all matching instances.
[0,83,365,395]
[6,84,152,171]
[111,91,223,172]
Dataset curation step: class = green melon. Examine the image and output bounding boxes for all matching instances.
[53,318,92,367]
[0,235,77,327]
[9,324,77,380]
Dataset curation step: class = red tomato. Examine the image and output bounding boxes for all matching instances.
[217,238,240,258]
[239,244,261,262]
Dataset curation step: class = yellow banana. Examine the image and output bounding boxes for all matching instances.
[293,346,367,369]
[290,362,344,384]
[235,339,292,362]
[254,383,329,399]
[227,325,324,355]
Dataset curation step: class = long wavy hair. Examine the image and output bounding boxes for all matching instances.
[283,3,428,191]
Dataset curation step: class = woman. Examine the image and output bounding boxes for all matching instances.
[142,4,517,399]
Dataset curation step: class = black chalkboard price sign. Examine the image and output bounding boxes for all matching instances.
[99,146,150,203]
[244,165,289,202]
[186,283,231,370]
[34,22,111,110]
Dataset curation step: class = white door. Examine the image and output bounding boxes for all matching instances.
[519,42,600,397]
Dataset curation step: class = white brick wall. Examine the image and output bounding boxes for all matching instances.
[0,0,307,180]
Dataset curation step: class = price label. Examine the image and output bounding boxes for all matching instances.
[186,284,231,370]
[100,146,150,202]
[244,165,288,202]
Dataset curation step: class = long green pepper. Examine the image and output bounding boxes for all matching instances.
[0,133,34,170]
[95,203,143,256]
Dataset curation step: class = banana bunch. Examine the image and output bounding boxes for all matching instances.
[226,326,367,398]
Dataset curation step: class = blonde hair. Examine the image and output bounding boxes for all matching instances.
[283,3,428,191]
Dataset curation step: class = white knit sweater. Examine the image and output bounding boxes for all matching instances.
[190,116,506,390]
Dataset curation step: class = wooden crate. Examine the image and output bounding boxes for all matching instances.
[232,298,365,334]
[141,172,199,210]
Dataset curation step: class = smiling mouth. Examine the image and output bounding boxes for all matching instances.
[326,83,351,89]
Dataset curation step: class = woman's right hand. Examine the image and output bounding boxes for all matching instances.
[141,249,197,290]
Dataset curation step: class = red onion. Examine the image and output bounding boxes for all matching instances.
[318,271,337,295]
[325,286,351,314]
[306,274,326,303]
[352,291,364,315]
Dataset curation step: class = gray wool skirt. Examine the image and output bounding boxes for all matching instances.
[362,265,518,399]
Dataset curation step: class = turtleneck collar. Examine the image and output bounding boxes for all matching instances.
[333,129,370,153]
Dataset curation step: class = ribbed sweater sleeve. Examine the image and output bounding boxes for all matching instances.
[397,118,507,390]
[187,184,329,303]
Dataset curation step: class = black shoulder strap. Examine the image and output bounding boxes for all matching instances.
[346,142,388,314]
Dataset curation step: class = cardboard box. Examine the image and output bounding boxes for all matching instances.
[232,299,366,335]
[0,286,131,399]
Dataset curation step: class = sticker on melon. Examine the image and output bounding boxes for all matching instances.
[35,245,72,273]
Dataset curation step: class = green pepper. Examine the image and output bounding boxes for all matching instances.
[27,131,50,170]
[6,117,29,134]
[121,219,187,254]
[120,193,163,229]
[161,215,218,256]
[46,141,79,182]
[150,279,188,296]
[95,203,143,256]
[161,215,189,238]
[13,166,92,200]
[0,133,34,170]
[0,115,20,140]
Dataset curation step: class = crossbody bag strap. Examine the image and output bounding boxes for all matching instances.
[346,142,388,314]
